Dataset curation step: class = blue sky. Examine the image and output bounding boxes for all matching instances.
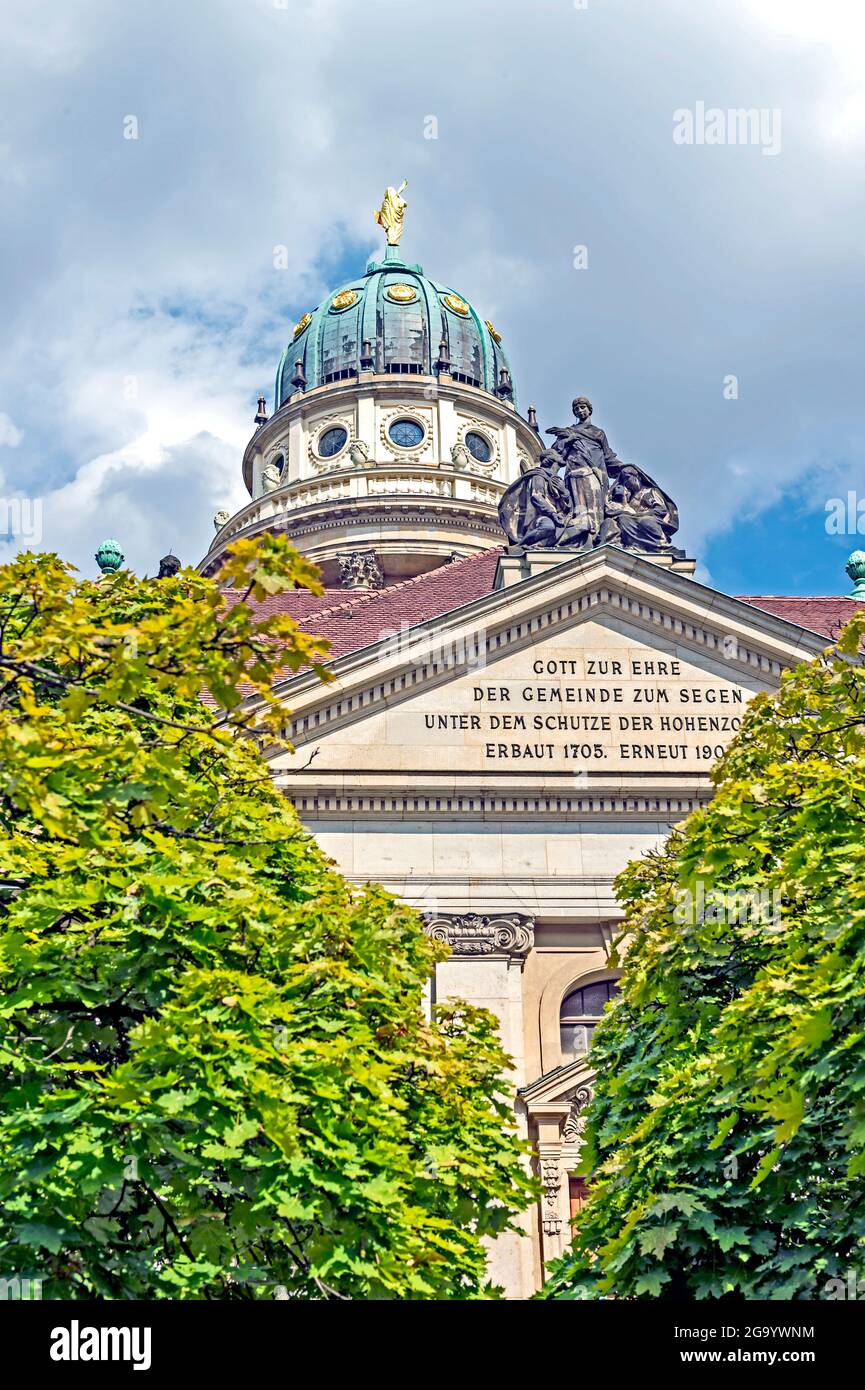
[0,0,862,594]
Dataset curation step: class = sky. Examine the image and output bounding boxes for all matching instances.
[0,0,862,593]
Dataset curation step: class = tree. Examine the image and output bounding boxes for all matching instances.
[544,612,865,1300]
[0,538,534,1300]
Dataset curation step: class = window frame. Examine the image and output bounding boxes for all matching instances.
[387,416,426,451]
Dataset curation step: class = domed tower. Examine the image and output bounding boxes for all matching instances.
[200,185,541,585]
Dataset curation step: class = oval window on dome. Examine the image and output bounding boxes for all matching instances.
[464,431,492,463]
[331,289,359,311]
[318,426,348,458]
[388,418,425,449]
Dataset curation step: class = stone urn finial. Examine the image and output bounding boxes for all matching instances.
[157,552,181,579]
[95,539,124,575]
[846,550,865,599]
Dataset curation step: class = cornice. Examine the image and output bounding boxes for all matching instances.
[201,496,506,574]
[278,781,713,819]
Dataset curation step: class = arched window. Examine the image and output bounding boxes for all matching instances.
[559,979,620,1060]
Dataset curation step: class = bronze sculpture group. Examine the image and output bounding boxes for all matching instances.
[499,397,680,556]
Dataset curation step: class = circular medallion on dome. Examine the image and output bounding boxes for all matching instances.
[464,430,492,463]
[293,312,313,338]
[388,418,425,449]
[485,319,502,343]
[331,289,359,311]
[443,292,470,316]
[386,282,417,303]
[318,426,348,458]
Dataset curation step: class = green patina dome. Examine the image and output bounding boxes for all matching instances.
[275,245,515,408]
[95,539,124,574]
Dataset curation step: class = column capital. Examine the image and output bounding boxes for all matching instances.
[423,912,535,962]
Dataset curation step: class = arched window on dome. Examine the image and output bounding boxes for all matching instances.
[443,303,482,388]
[321,309,359,384]
[559,979,620,1060]
[382,291,428,374]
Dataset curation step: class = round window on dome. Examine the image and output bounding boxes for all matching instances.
[464,431,492,463]
[388,418,425,449]
[318,426,348,458]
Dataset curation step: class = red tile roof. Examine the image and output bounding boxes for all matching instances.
[222,549,864,672]
[733,596,864,637]
[227,549,504,665]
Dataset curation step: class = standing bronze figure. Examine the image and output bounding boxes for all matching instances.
[498,396,680,556]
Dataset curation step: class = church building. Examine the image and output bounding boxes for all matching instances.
[195,187,863,1297]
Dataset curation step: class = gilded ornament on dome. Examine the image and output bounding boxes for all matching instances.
[386,282,417,303]
[374,180,408,246]
[293,312,313,338]
[443,292,470,316]
[331,289,359,311]
[485,319,502,343]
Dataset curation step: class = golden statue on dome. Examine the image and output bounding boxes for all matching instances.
[374,181,408,245]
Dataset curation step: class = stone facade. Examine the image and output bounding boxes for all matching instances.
[263,544,833,1296]
[201,370,541,586]
[198,203,861,1297]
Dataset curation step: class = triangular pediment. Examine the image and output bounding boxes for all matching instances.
[519,1060,597,1165]
[267,548,828,815]
[520,1057,596,1110]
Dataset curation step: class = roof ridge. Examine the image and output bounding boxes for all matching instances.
[738,594,857,601]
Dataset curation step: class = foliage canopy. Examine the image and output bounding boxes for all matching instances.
[545,612,865,1300]
[0,538,533,1299]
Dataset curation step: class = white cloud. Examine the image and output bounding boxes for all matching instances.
[0,414,23,448]
[0,0,861,588]
[28,432,239,578]
[742,0,865,139]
